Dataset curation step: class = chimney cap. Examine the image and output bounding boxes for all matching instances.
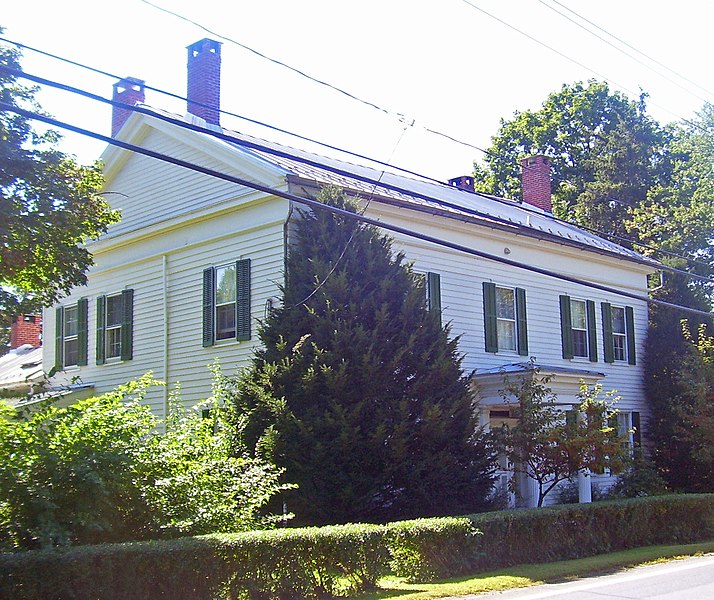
[448,175,475,192]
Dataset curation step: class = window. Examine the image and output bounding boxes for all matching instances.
[483,282,528,355]
[203,259,251,346]
[559,296,597,361]
[96,290,134,364]
[54,299,88,370]
[602,302,636,364]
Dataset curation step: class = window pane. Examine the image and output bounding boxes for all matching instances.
[496,287,515,319]
[216,303,236,340]
[613,334,626,361]
[106,295,123,327]
[570,300,587,329]
[216,265,236,305]
[64,306,78,337]
[572,329,588,357]
[64,338,79,367]
[612,306,626,334]
[106,327,122,358]
[497,320,516,352]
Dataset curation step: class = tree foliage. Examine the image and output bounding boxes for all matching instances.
[228,186,495,525]
[0,39,119,325]
[473,80,671,238]
[0,374,288,552]
[493,368,628,507]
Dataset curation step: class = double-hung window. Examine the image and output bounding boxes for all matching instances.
[616,411,642,449]
[423,272,442,326]
[54,299,88,370]
[602,302,636,364]
[559,295,597,361]
[96,290,134,364]
[203,259,251,346]
[483,282,528,355]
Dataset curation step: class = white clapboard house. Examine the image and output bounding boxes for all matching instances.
[45,39,655,507]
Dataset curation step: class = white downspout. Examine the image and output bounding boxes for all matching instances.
[162,253,169,424]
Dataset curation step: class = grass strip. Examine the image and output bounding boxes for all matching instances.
[354,539,714,600]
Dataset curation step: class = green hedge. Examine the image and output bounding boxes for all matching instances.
[2,495,713,599]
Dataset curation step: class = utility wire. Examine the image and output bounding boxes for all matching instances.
[1,38,711,274]
[5,64,714,287]
[544,0,714,101]
[537,0,713,106]
[2,100,712,319]
[459,0,710,131]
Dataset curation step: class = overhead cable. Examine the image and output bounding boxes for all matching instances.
[5,64,714,286]
[2,100,712,319]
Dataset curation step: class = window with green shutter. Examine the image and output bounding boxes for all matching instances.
[96,290,134,364]
[483,282,528,355]
[602,302,636,365]
[560,295,597,362]
[54,299,88,370]
[203,259,251,346]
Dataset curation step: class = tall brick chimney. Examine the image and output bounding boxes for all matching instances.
[9,314,42,349]
[187,38,222,126]
[111,77,146,137]
[521,155,552,212]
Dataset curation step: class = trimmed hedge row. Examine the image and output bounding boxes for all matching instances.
[1,495,713,599]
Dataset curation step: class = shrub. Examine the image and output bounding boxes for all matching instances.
[2,495,713,598]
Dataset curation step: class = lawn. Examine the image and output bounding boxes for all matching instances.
[353,540,714,599]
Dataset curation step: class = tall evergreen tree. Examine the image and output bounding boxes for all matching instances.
[229,187,494,525]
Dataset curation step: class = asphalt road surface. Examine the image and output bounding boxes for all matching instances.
[450,554,714,599]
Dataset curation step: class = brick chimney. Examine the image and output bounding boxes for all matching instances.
[521,155,552,212]
[448,175,475,192]
[187,38,222,126]
[111,77,146,137]
[9,314,42,349]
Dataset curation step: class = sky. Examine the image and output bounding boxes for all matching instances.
[3,0,714,183]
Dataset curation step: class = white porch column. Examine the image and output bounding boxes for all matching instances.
[578,470,592,503]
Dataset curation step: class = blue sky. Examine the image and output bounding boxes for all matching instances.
[3,0,713,182]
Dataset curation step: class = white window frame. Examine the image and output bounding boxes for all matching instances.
[63,304,80,367]
[105,293,124,360]
[495,286,517,353]
[611,305,627,362]
[569,298,589,358]
[214,263,237,342]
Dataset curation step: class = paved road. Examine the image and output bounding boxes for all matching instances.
[449,554,714,599]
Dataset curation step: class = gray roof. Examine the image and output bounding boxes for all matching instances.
[138,108,659,267]
[0,345,44,390]
[471,362,605,379]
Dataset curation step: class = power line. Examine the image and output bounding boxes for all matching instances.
[536,0,713,106]
[5,64,713,287]
[2,100,712,319]
[544,0,714,102]
[1,40,711,276]
[459,0,710,130]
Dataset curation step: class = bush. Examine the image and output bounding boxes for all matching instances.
[0,374,289,551]
[2,495,713,599]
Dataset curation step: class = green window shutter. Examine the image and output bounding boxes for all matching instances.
[559,295,574,359]
[236,259,251,341]
[625,306,636,365]
[120,289,134,361]
[602,302,614,363]
[586,300,598,362]
[55,306,64,371]
[516,287,528,356]
[77,298,89,366]
[202,267,215,347]
[483,282,498,353]
[631,411,642,447]
[427,272,442,326]
[96,296,106,365]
